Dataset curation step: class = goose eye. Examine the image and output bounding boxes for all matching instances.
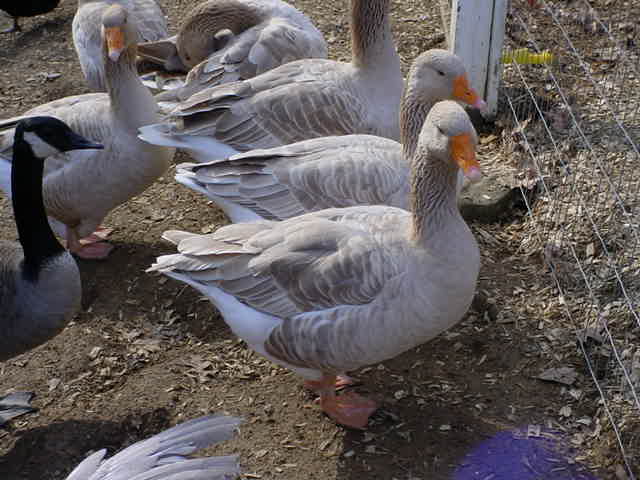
[437,126,445,135]
[437,70,445,76]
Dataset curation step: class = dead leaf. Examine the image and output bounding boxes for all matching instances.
[536,366,578,385]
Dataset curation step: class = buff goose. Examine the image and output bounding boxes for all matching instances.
[73,0,168,91]
[64,415,243,480]
[0,4,174,259]
[148,101,481,429]
[0,117,102,424]
[138,0,403,162]
[1,0,61,33]
[138,0,327,98]
[174,49,486,222]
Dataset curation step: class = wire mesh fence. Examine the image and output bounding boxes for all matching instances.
[441,0,639,477]
[501,0,639,477]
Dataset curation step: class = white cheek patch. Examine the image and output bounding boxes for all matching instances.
[23,131,61,159]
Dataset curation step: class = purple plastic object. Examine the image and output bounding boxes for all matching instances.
[453,427,600,480]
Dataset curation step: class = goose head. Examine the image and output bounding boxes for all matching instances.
[174,0,263,70]
[408,50,486,111]
[178,28,234,70]
[17,116,104,159]
[420,100,481,182]
[101,4,138,63]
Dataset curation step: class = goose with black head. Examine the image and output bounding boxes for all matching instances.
[0,116,102,424]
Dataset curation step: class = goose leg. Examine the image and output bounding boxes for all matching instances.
[317,375,377,430]
[0,392,37,426]
[304,374,357,392]
[67,227,114,259]
[1,17,20,34]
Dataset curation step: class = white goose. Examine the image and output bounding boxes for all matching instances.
[148,101,481,429]
[64,415,243,480]
[138,0,327,99]
[138,0,403,162]
[73,0,169,91]
[174,49,486,222]
[0,117,101,425]
[0,4,174,259]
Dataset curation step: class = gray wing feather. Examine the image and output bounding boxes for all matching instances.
[155,13,326,103]
[178,135,408,220]
[167,60,367,151]
[244,19,327,76]
[66,415,242,480]
[150,209,411,370]
[152,207,408,318]
[0,94,111,172]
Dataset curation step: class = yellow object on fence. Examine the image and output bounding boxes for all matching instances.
[501,48,555,65]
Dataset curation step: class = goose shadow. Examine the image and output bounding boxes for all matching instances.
[74,239,235,345]
[0,15,71,58]
[0,407,171,480]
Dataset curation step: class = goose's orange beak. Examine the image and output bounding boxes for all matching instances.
[105,26,125,62]
[451,133,481,182]
[452,74,487,111]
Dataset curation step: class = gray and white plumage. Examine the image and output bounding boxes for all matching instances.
[138,0,403,163]
[173,50,486,222]
[149,101,481,394]
[0,242,80,361]
[73,0,168,91]
[64,414,242,480]
[139,0,327,100]
[0,5,173,246]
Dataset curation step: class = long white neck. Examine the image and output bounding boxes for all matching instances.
[105,45,160,129]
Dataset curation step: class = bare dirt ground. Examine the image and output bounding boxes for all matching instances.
[0,1,610,479]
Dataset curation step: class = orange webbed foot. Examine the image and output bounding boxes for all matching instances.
[320,392,378,430]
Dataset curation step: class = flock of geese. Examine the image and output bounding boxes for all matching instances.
[1,0,491,477]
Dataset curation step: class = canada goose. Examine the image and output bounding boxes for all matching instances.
[63,414,243,480]
[0,4,174,259]
[0,0,61,33]
[138,0,327,98]
[174,49,485,222]
[0,116,102,425]
[73,0,169,91]
[138,0,403,163]
[148,101,481,429]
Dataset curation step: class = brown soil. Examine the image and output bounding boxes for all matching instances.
[0,1,607,479]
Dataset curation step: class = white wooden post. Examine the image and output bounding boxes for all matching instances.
[450,0,507,118]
